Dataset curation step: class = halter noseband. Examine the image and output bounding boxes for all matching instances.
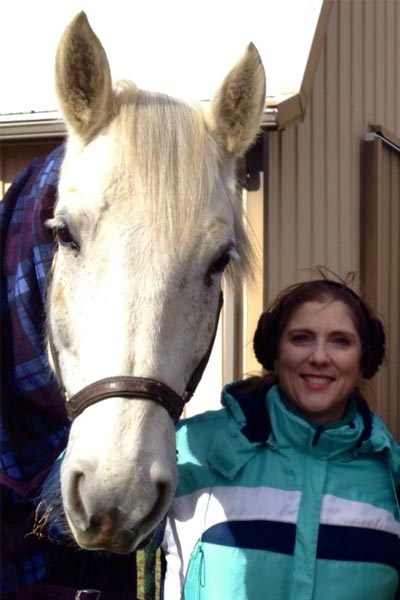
[51,292,223,423]
[66,377,185,421]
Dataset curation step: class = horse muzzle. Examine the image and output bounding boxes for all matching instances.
[62,434,175,553]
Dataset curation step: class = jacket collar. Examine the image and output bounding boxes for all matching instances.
[266,385,365,458]
[208,380,399,480]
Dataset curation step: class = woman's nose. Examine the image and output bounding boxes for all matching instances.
[309,342,330,365]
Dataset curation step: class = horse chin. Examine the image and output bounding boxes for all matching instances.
[73,528,136,555]
[67,507,167,554]
[71,524,147,555]
[72,524,158,554]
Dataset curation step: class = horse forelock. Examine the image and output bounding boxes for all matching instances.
[113,85,218,218]
[111,83,253,285]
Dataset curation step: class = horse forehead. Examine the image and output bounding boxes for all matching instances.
[58,102,236,245]
[59,137,114,201]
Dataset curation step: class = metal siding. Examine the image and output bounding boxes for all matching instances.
[338,0,353,271]
[0,140,63,196]
[382,145,400,440]
[386,0,396,127]
[266,0,400,297]
[297,107,313,273]
[310,56,327,271]
[397,0,400,134]
[363,139,400,440]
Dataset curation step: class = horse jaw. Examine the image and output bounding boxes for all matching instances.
[61,397,176,553]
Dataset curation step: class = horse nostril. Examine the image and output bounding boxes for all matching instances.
[69,471,86,519]
[146,480,173,525]
[157,480,171,506]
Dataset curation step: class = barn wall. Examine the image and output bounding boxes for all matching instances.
[266,0,400,300]
[264,0,400,438]
[362,135,400,440]
[0,140,63,197]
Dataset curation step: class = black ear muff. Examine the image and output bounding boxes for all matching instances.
[362,317,386,379]
[253,311,277,371]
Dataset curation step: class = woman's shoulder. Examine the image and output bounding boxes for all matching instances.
[178,406,227,429]
[367,410,400,476]
[174,409,229,495]
[370,410,400,446]
[176,407,228,447]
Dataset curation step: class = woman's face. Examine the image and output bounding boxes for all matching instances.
[275,299,362,424]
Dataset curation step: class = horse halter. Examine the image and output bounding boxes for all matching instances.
[50,292,223,423]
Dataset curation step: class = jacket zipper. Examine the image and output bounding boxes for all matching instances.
[183,540,205,599]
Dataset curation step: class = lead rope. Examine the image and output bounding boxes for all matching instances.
[144,537,158,600]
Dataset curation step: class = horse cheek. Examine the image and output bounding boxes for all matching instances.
[49,279,73,351]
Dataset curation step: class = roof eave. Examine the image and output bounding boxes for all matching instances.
[0,111,66,140]
[267,0,333,131]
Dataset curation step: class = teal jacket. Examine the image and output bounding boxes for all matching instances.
[162,381,400,600]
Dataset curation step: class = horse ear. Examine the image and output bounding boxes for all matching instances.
[55,12,113,140]
[206,43,266,157]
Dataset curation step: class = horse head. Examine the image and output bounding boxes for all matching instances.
[46,12,265,553]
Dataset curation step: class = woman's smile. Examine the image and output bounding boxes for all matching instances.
[301,374,335,389]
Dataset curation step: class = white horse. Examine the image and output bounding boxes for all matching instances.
[46,12,265,554]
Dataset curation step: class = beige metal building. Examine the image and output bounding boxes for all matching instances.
[1,0,399,438]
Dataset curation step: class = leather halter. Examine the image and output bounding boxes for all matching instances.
[50,292,223,422]
[66,377,185,422]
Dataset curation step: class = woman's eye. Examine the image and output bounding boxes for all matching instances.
[332,336,350,346]
[291,333,311,344]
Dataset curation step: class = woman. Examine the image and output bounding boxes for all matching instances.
[161,279,400,599]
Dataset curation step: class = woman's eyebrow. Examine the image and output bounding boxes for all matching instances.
[329,329,358,338]
[285,327,314,335]
[286,327,357,337]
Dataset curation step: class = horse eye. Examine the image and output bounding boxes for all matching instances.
[206,251,232,286]
[209,252,231,275]
[55,223,80,252]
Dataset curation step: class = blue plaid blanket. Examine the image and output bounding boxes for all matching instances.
[1,146,137,598]
[1,145,68,498]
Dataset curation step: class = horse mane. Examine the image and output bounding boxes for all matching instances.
[109,81,254,290]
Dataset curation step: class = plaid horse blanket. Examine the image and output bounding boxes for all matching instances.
[1,146,137,599]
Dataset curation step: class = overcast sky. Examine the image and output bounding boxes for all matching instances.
[1,0,322,114]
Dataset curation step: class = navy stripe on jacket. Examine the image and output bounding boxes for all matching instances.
[201,520,400,574]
